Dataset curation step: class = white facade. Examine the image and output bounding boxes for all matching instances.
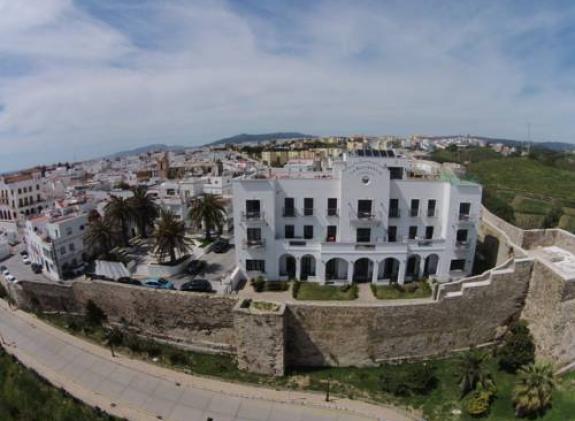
[25,210,88,280]
[233,152,482,284]
[0,172,48,230]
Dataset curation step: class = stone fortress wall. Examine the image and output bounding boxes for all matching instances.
[4,207,575,375]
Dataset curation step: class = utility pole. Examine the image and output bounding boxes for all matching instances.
[527,122,531,154]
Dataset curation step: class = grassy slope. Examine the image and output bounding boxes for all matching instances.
[469,158,575,205]
[0,348,117,421]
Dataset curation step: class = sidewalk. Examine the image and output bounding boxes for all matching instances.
[0,300,418,421]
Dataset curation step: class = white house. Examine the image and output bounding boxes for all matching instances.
[232,151,482,284]
[25,208,88,281]
[0,172,48,231]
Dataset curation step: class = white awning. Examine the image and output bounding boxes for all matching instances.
[94,260,130,280]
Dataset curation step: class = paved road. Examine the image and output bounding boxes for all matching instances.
[0,301,414,421]
[2,250,54,284]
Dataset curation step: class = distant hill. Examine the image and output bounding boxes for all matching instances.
[426,135,575,152]
[105,144,186,159]
[208,132,315,146]
[474,136,575,152]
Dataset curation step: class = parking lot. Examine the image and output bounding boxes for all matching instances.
[162,242,237,293]
[1,248,53,285]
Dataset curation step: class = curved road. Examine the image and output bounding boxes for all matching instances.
[0,301,416,421]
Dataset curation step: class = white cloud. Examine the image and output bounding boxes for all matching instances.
[0,0,574,171]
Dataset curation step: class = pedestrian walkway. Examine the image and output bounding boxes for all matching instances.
[0,300,417,421]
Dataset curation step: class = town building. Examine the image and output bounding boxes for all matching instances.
[0,171,48,231]
[24,208,88,281]
[233,150,482,284]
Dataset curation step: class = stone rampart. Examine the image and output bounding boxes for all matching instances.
[233,299,285,376]
[11,208,575,374]
[72,280,238,351]
[521,260,575,369]
[286,258,532,367]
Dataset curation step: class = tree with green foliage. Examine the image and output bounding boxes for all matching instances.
[152,210,192,264]
[458,349,489,397]
[188,194,227,240]
[512,361,555,417]
[85,300,106,326]
[499,321,535,373]
[128,186,158,238]
[105,328,124,358]
[104,196,134,246]
[84,218,118,259]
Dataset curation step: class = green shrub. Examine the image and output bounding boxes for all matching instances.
[105,328,124,349]
[265,281,289,292]
[168,350,189,366]
[499,321,535,373]
[251,277,265,292]
[465,390,491,417]
[0,282,7,299]
[292,281,301,298]
[85,300,106,326]
[380,363,436,396]
[124,335,143,354]
[142,341,162,358]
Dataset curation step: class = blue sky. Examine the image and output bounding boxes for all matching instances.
[1,0,575,171]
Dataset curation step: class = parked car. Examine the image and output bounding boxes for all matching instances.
[181,279,213,293]
[118,277,142,286]
[186,260,206,276]
[31,263,42,274]
[143,278,175,290]
[22,257,31,265]
[2,269,10,276]
[5,274,16,282]
[19,250,28,256]
[0,265,6,272]
[212,238,229,254]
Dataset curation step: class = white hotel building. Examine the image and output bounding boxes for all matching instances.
[25,208,88,281]
[232,151,482,284]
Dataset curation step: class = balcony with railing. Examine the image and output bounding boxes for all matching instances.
[427,208,438,218]
[327,208,339,217]
[242,238,266,249]
[241,211,265,223]
[409,208,419,217]
[388,208,400,218]
[459,213,471,221]
[455,240,470,249]
[302,207,315,216]
[349,210,382,223]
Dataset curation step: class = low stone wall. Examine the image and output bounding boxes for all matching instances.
[12,280,79,313]
[72,280,238,351]
[10,279,238,353]
[482,207,525,247]
[233,300,285,376]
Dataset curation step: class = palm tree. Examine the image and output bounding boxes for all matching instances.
[458,349,488,397]
[85,218,118,259]
[104,196,134,246]
[512,362,556,417]
[188,194,226,240]
[152,210,192,264]
[128,186,158,238]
